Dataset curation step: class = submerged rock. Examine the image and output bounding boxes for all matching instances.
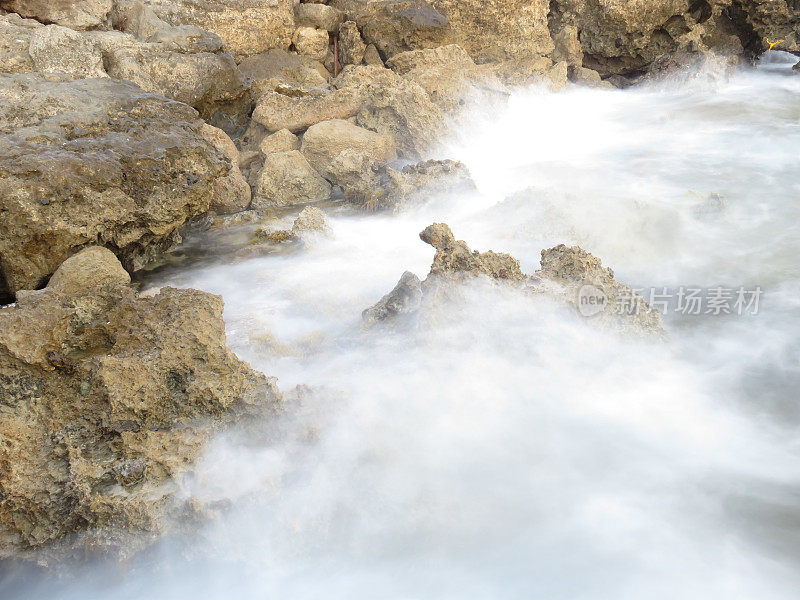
[0,253,278,562]
[363,224,664,337]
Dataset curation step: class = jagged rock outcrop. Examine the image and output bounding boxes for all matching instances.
[0,250,279,561]
[0,74,239,300]
[0,0,113,30]
[364,224,664,337]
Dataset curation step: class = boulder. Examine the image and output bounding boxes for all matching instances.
[364,43,383,65]
[338,20,366,66]
[293,26,329,61]
[294,3,343,33]
[199,123,251,214]
[0,12,40,74]
[259,128,300,155]
[46,246,131,295]
[362,271,423,326]
[0,275,278,560]
[330,0,452,58]
[0,74,238,298]
[138,0,295,59]
[0,0,113,30]
[111,0,171,40]
[291,206,328,235]
[251,87,362,133]
[420,223,525,282]
[238,49,330,98]
[301,118,397,184]
[28,24,107,78]
[253,150,331,209]
[383,159,475,206]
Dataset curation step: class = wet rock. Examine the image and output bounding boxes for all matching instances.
[252,150,331,209]
[0,270,278,561]
[0,0,113,30]
[251,87,362,133]
[384,159,476,206]
[46,246,131,296]
[28,24,107,78]
[420,223,524,282]
[301,119,397,199]
[0,74,237,296]
[293,26,329,61]
[362,271,422,325]
[138,0,295,59]
[338,20,366,66]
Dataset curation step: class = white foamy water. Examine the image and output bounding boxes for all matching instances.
[7,53,800,599]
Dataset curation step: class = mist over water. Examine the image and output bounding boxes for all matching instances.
[7,53,800,599]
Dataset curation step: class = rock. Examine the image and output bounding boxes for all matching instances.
[536,244,663,336]
[331,0,452,59]
[259,128,300,155]
[0,0,114,30]
[363,44,383,65]
[300,119,397,197]
[0,278,278,560]
[294,3,343,33]
[338,20,366,66]
[362,271,422,325]
[253,150,331,209]
[46,246,131,295]
[28,24,107,78]
[291,206,328,235]
[428,0,553,63]
[0,74,238,298]
[238,49,330,98]
[335,65,446,158]
[200,123,251,214]
[0,12,40,74]
[569,65,614,88]
[111,0,170,40]
[420,223,525,282]
[543,60,569,91]
[383,159,475,206]
[96,30,249,122]
[139,0,295,59]
[251,87,362,133]
[551,24,583,67]
[293,26,330,61]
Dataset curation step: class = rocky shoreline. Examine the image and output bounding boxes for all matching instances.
[1,0,798,565]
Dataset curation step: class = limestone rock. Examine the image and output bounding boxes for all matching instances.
[294,3,343,33]
[111,0,170,40]
[46,246,131,296]
[330,0,452,58]
[28,24,107,78]
[362,271,422,325]
[0,74,238,298]
[293,26,329,61]
[259,128,300,155]
[420,223,525,282]
[0,278,278,560]
[0,12,40,74]
[200,123,251,214]
[238,49,330,98]
[139,0,295,59]
[363,43,383,65]
[551,24,583,67]
[291,206,328,235]
[253,150,331,209]
[301,118,397,195]
[384,159,475,206]
[338,20,366,66]
[251,87,362,133]
[0,0,114,30]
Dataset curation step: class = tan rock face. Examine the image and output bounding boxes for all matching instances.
[238,49,330,98]
[199,123,251,214]
[0,74,237,299]
[0,13,40,73]
[293,26,330,61]
[294,3,343,33]
[46,246,131,295]
[253,150,331,209]
[0,271,278,560]
[338,20,366,66]
[259,128,300,156]
[252,87,362,133]
[0,0,114,30]
[140,0,296,59]
[28,24,107,78]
